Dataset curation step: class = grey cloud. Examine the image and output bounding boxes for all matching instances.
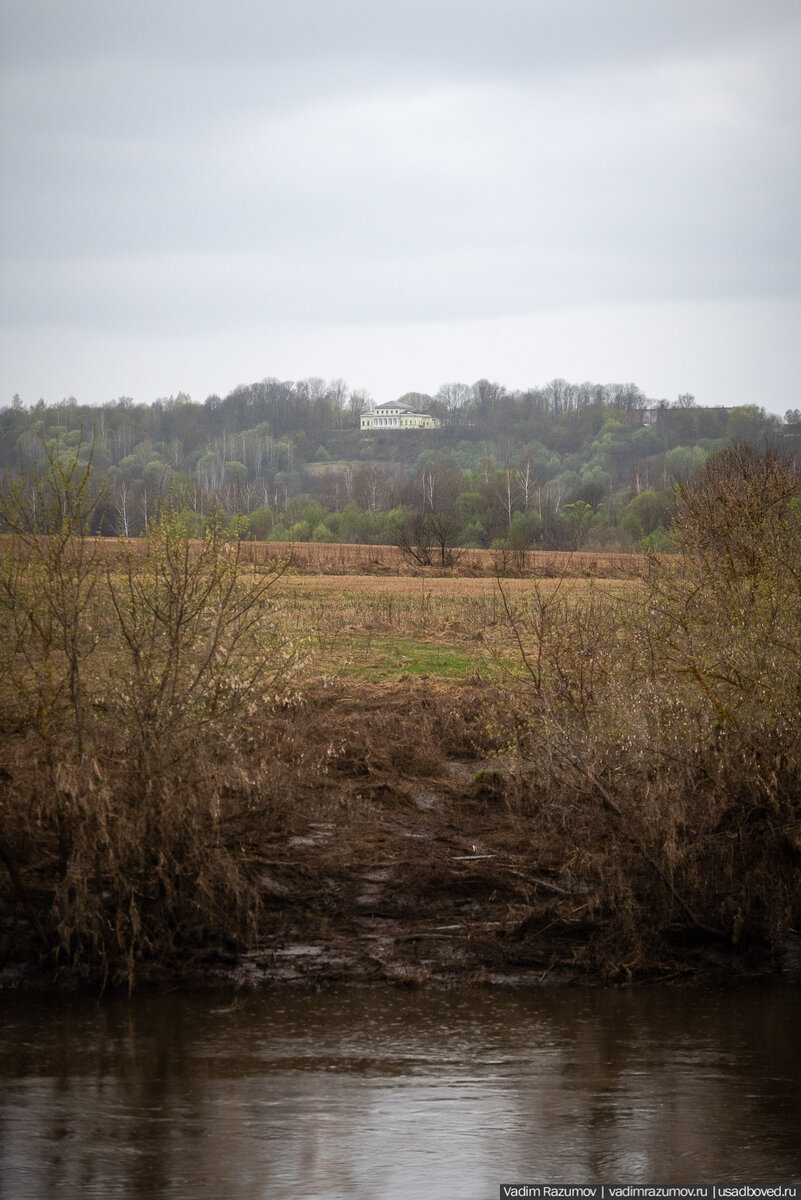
[4,1,800,78]
[2,0,800,408]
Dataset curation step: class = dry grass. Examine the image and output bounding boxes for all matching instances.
[269,573,641,682]
[59,537,645,578]
[273,573,637,598]
[235,540,644,578]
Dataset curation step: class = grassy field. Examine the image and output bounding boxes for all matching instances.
[272,571,641,682]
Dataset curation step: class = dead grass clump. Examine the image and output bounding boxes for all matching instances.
[302,681,448,783]
[0,708,329,987]
[311,677,509,786]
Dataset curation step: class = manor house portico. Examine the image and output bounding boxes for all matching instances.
[360,402,441,430]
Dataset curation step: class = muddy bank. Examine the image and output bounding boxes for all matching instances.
[2,664,800,995]
[230,755,798,992]
[3,736,798,994]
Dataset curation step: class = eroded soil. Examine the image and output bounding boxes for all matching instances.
[2,679,796,993]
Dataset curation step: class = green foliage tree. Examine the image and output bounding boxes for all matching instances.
[0,384,788,553]
[248,504,274,539]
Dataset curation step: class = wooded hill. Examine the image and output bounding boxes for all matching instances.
[1,378,798,551]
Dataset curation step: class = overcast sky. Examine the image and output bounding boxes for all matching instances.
[2,0,800,414]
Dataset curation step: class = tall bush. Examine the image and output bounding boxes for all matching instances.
[502,444,801,974]
[0,447,301,987]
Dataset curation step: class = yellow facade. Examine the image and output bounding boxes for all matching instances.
[360,403,440,430]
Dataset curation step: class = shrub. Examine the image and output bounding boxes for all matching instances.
[0,447,301,988]
[501,444,801,975]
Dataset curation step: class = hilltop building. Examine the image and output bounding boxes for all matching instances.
[360,402,441,431]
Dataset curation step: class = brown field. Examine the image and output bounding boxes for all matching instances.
[275,572,631,597]
[68,536,645,578]
[244,540,645,577]
[271,571,643,683]
[0,534,641,682]
[31,535,643,683]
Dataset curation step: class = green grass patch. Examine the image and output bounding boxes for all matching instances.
[340,636,488,680]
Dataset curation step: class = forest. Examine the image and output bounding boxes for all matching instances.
[1,377,799,552]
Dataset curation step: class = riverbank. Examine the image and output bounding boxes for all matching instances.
[3,676,799,994]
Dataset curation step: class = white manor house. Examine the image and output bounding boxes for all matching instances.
[360,401,441,431]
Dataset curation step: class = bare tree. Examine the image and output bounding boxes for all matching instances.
[393,511,462,569]
[428,511,462,568]
[114,478,133,537]
[435,382,471,428]
[497,467,519,529]
[348,389,371,425]
[517,459,535,512]
[394,511,435,567]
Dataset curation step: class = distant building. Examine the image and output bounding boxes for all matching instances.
[640,404,737,447]
[642,404,731,427]
[361,402,441,431]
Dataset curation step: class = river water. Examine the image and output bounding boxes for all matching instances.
[0,984,799,1199]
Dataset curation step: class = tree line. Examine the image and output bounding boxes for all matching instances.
[1,378,797,552]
